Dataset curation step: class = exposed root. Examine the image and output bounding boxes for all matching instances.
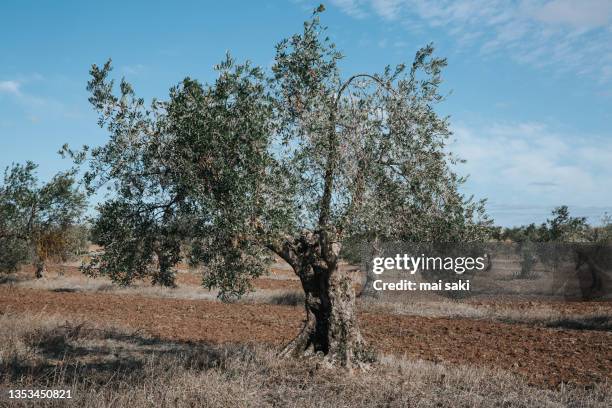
[278,322,316,358]
[279,322,376,371]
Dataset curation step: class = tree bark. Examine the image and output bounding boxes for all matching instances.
[575,246,611,299]
[35,260,46,279]
[359,265,381,298]
[358,239,382,298]
[275,231,373,368]
[152,249,177,288]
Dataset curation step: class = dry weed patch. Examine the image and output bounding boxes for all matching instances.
[0,313,610,407]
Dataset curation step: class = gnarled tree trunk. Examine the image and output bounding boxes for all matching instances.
[275,230,373,368]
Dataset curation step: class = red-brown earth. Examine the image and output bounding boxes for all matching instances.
[1,284,610,388]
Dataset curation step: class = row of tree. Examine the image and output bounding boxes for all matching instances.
[488,206,612,244]
[2,172,605,284]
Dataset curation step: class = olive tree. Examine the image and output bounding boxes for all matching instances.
[0,162,86,277]
[76,8,489,367]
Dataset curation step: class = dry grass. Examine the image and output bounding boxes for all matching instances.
[6,268,303,306]
[0,312,610,407]
[8,272,222,301]
[242,290,305,306]
[9,272,301,305]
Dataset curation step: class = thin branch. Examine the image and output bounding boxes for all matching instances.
[318,73,399,230]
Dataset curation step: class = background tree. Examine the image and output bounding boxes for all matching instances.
[539,207,608,298]
[76,8,490,367]
[0,162,86,277]
[544,205,589,242]
[499,206,589,244]
[592,213,612,243]
[503,206,601,284]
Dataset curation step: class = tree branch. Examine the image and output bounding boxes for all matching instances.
[318,73,398,230]
[265,235,300,271]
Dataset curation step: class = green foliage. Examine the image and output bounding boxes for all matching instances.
[500,223,546,243]
[63,224,90,257]
[0,236,29,272]
[84,200,181,286]
[503,206,593,279]
[77,9,491,298]
[544,206,589,242]
[0,162,86,273]
[501,206,590,244]
[593,213,612,242]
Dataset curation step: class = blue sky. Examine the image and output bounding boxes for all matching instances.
[1,0,611,226]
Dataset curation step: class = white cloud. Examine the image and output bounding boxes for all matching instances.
[0,77,77,120]
[449,120,612,225]
[450,121,612,209]
[371,0,401,20]
[532,0,612,29]
[330,0,612,83]
[121,64,147,76]
[0,80,21,96]
[330,0,368,18]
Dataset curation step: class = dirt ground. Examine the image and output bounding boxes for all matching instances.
[177,272,301,290]
[1,283,610,388]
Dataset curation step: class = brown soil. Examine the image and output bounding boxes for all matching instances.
[0,286,610,388]
[251,278,301,290]
[174,269,301,290]
[466,298,612,314]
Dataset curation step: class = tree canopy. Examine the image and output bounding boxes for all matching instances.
[74,10,490,300]
[0,161,85,275]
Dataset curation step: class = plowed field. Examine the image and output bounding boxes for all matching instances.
[1,285,610,388]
